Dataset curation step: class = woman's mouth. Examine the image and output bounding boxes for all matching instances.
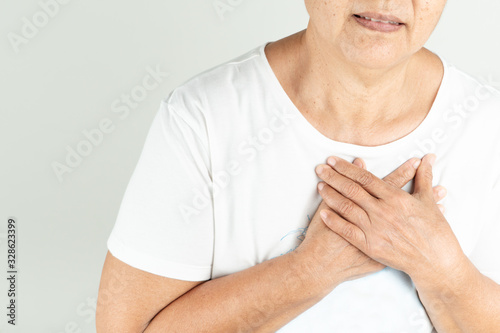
[353,13,404,33]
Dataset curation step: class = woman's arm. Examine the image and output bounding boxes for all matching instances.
[412,255,500,332]
[144,200,383,332]
[143,245,334,333]
[145,197,386,332]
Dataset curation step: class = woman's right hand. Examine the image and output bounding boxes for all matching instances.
[293,158,447,288]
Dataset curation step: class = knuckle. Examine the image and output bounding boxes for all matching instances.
[342,181,361,198]
[341,223,356,240]
[322,167,335,183]
[388,165,414,188]
[358,172,374,187]
[383,177,397,188]
[396,175,408,188]
[423,168,433,181]
[388,175,404,188]
[338,199,355,216]
[401,164,415,181]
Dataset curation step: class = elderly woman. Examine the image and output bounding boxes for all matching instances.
[96,1,500,332]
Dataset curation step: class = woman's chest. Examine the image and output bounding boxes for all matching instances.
[212,149,491,275]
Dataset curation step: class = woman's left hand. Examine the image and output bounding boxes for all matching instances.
[315,154,466,282]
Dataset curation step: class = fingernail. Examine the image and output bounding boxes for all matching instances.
[439,205,445,214]
[318,182,325,191]
[316,165,324,175]
[320,210,328,220]
[428,154,436,166]
[413,159,421,169]
[327,157,337,167]
[438,188,447,197]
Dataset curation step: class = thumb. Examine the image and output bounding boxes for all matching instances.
[414,153,436,198]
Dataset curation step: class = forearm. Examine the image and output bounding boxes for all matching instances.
[413,257,500,332]
[143,250,336,333]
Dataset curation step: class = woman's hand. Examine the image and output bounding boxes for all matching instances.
[295,157,447,288]
[315,154,465,283]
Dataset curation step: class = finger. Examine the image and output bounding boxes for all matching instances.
[316,164,378,210]
[437,204,445,214]
[383,158,421,189]
[414,154,436,198]
[317,182,369,229]
[326,156,390,198]
[352,158,366,170]
[432,185,447,203]
[320,209,367,251]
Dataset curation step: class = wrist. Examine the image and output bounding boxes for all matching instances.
[411,252,475,296]
[288,247,340,297]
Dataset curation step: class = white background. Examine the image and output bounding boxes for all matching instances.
[1,0,499,331]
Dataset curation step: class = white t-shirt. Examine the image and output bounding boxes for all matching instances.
[107,42,500,332]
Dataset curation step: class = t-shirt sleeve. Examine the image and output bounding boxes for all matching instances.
[107,91,214,281]
[469,166,500,285]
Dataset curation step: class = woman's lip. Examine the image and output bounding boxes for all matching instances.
[354,12,404,24]
[353,14,404,33]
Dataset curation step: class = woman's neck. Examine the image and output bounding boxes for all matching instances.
[266,29,443,146]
